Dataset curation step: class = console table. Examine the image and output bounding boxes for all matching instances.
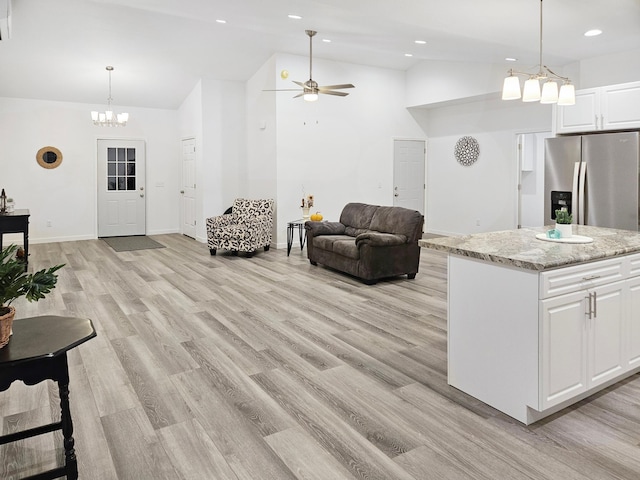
[0,209,30,266]
[0,315,96,479]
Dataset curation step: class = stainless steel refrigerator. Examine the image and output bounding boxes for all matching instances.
[544,131,640,230]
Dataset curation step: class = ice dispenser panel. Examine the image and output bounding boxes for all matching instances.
[550,191,572,221]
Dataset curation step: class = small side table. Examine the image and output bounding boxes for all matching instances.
[0,209,30,267]
[0,315,97,480]
[287,219,307,256]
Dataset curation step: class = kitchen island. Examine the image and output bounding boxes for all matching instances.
[419,226,640,424]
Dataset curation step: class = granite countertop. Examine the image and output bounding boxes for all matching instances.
[419,225,640,271]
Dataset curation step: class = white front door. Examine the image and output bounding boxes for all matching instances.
[181,138,196,239]
[97,139,146,237]
[393,139,425,213]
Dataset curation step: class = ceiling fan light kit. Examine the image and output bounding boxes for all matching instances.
[91,66,129,126]
[501,0,575,106]
[267,30,354,101]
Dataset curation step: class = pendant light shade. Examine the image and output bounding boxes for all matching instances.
[522,78,541,102]
[500,0,575,106]
[558,83,576,106]
[502,74,521,100]
[540,80,559,104]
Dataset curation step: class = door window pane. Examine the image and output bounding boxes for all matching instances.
[106,146,137,192]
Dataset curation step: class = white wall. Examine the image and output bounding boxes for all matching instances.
[257,54,425,248]
[0,96,179,244]
[178,78,246,242]
[412,98,550,235]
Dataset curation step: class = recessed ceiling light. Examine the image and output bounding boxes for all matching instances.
[415,40,427,45]
[288,14,302,20]
[322,38,331,43]
[505,57,517,62]
[405,53,413,57]
[216,19,226,24]
[584,29,602,37]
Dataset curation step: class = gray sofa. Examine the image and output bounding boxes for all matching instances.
[304,202,424,284]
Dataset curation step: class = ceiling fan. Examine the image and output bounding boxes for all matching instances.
[270,30,355,101]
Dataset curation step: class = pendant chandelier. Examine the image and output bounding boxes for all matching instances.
[501,0,575,106]
[91,66,129,126]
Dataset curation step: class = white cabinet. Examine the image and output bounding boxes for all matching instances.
[554,81,640,134]
[540,279,625,410]
[626,276,640,369]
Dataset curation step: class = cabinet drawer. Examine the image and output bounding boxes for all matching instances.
[540,258,624,299]
[627,253,640,278]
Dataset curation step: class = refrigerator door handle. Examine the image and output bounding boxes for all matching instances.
[572,162,581,224]
[578,161,587,225]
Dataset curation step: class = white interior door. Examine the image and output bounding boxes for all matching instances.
[97,139,146,237]
[181,138,196,239]
[393,139,425,214]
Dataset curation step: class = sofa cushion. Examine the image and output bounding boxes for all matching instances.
[311,235,360,260]
[339,203,378,232]
[332,239,360,260]
[369,205,423,241]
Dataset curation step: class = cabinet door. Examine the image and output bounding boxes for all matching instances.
[588,281,625,388]
[626,277,640,369]
[540,291,588,409]
[554,88,600,134]
[601,82,640,130]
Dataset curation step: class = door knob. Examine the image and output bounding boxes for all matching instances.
[394,193,399,197]
[140,186,144,191]
[140,194,144,198]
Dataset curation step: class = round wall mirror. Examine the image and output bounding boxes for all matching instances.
[36,146,63,169]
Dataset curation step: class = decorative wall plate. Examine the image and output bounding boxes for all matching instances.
[36,146,63,169]
[455,136,479,166]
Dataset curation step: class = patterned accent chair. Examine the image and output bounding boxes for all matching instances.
[206,198,274,257]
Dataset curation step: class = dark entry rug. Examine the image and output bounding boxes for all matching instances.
[101,236,165,252]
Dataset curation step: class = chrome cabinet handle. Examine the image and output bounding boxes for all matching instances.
[180,190,185,194]
[586,293,592,319]
[583,274,600,281]
[593,291,597,318]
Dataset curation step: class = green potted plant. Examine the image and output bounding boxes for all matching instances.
[0,244,64,347]
[555,209,573,238]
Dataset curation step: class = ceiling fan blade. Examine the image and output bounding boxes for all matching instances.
[318,84,355,90]
[293,92,305,98]
[320,90,350,97]
[263,88,303,92]
[292,80,305,87]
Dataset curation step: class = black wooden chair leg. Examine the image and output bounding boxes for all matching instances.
[209,249,216,256]
[407,273,416,279]
[264,245,270,251]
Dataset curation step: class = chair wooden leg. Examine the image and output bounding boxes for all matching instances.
[310,260,317,266]
[407,273,416,279]
[209,249,216,256]
[264,245,270,251]
[232,251,238,256]
[246,251,255,258]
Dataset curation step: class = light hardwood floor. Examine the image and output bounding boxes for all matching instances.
[2,234,640,479]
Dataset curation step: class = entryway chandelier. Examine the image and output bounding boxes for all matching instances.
[91,66,129,127]
[501,0,575,106]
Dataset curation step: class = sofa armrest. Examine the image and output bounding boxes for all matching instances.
[207,214,234,229]
[304,221,346,237]
[355,232,407,247]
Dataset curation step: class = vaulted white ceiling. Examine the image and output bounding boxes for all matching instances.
[1,0,639,109]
